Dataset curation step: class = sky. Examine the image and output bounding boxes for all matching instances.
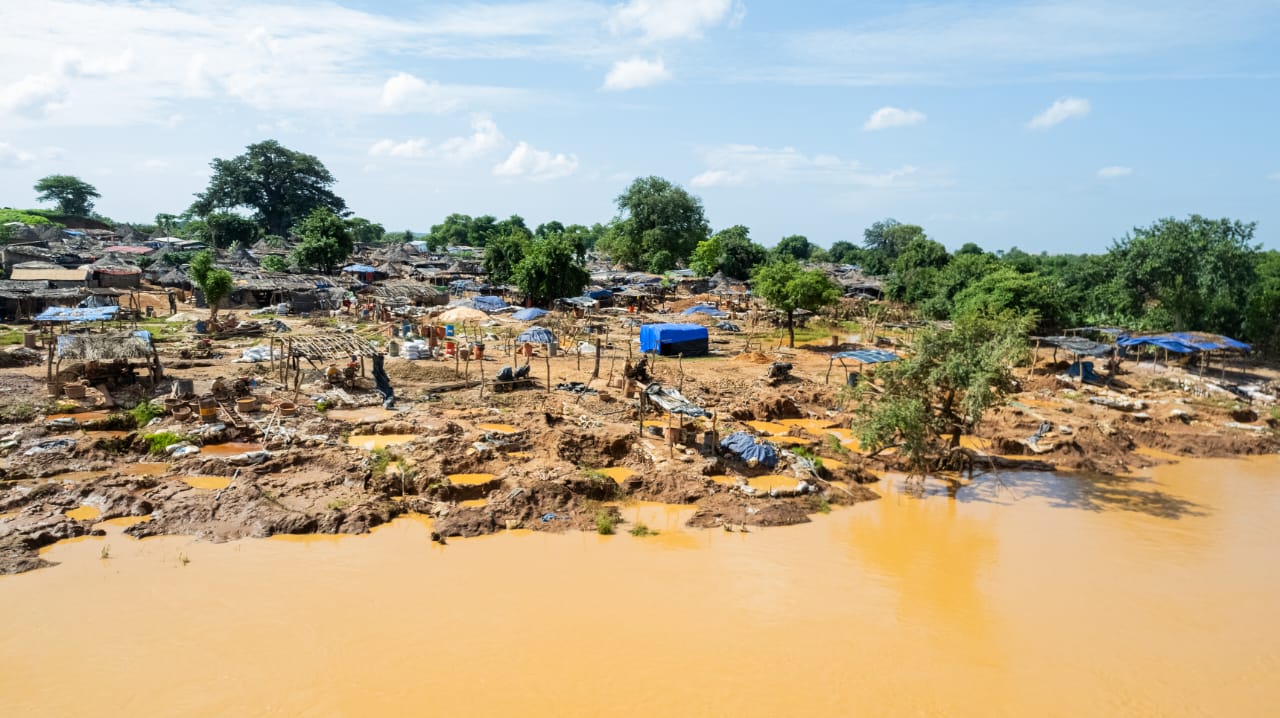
[1,0,1278,253]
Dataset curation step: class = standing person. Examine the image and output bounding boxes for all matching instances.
[168,291,178,315]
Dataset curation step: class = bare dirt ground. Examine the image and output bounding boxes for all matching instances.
[2,296,1276,573]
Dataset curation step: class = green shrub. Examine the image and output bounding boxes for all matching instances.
[629,522,657,537]
[144,431,188,454]
[595,511,617,535]
[129,400,163,427]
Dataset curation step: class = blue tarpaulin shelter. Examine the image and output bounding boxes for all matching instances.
[585,288,612,301]
[1116,333,1250,354]
[511,307,548,321]
[518,326,555,344]
[639,323,709,356]
[341,264,377,274]
[470,295,509,312]
[682,304,727,318]
[719,431,779,468]
[35,306,120,323]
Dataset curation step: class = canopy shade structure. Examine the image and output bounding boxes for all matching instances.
[1115,333,1251,354]
[511,307,548,321]
[826,348,900,384]
[1034,336,1116,357]
[35,306,120,323]
[682,304,727,318]
[639,323,709,357]
[517,326,555,344]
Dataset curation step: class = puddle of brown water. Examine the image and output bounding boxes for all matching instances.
[199,442,263,456]
[4,457,1280,717]
[45,411,110,423]
[593,467,634,482]
[458,499,487,508]
[347,435,415,451]
[182,476,231,490]
[64,505,100,521]
[745,474,803,492]
[768,436,813,446]
[95,515,151,529]
[743,420,788,435]
[48,471,106,482]
[777,418,836,434]
[124,463,168,477]
[325,407,399,423]
[447,473,496,486]
[476,423,519,434]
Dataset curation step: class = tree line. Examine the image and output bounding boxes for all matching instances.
[6,138,1277,353]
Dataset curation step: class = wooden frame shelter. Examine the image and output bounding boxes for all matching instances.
[272,333,381,392]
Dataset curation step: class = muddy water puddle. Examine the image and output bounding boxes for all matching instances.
[44,411,110,423]
[458,499,488,508]
[198,442,262,456]
[181,476,231,490]
[743,420,788,435]
[593,467,634,482]
[5,456,1280,717]
[347,434,416,451]
[777,418,836,433]
[96,515,151,529]
[325,407,400,423]
[745,474,803,492]
[476,423,520,434]
[124,463,168,476]
[64,505,100,521]
[446,473,496,486]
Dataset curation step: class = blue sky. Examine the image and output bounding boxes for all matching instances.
[1,0,1277,253]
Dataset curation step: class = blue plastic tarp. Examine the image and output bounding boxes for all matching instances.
[470,295,509,312]
[1116,333,1251,353]
[639,323,708,353]
[682,304,727,317]
[831,349,900,364]
[518,327,555,344]
[585,289,612,301]
[511,307,548,321]
[1116,336,1195,354]
[341,264,377,274]
[34,306,120,323]
[719,431,779,468]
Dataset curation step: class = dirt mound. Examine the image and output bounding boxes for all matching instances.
[729,393,803,421]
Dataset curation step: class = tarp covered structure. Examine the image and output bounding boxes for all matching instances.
[34,306,120,323]
[1116,332,1250,354]
[511,307,548,321]
[469,295,509,312]
[517,326,556,344]
[639,323,709,357]
[830,349,900,364]
[1035,336,1115,357]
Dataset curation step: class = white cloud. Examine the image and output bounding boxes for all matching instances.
[369,138,429,159]
[0,72,69,117]
[493,141,579,181]
[1097,166,1132,178]
[694,143,922,188]
[1028,97,1090,129]
[610,0,742,41]
[380,72,428,110]
[603,57,671,90]
[438,114,505,161]
[690,169,746,188]
[863,106,926,131]
[0,141,37,167]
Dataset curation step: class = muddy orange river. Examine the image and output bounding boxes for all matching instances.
[3,456,1279,716]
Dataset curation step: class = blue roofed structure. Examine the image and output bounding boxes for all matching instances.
[639,323,709,356]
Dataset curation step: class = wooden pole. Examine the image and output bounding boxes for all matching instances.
[592,336,602,380]
[545,348,551,394]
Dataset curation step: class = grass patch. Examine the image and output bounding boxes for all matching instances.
[370,447,396,475]
[807,495,832,514]
[315,399,331,413]
[0,403,38,423]
[791,445,824,469]
[0,329,24,345]
[128,400,164,427]
[144,431,189,455]
[327,499,350,511]
[595,510,617,535]
[825,434,851,457]
[628,522,658,537]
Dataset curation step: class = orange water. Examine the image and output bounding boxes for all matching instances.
[593,467,634,482]
[181,476,231,490]
[3,457,1279,716]
[346,435,415,451]
[198,442,263,456]
[446,473,496,486]
[476,423,520,434]
[63,505,100,521]
[45,411,110,423]
[123,463,168,476]
[324,407,400,424]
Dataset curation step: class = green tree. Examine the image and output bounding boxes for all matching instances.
[862,219,925,275]
[773,234,814,261]
[483,232,529,285]
[827,241,862,265]
[918,251,1000,319]
[289,208,354,274]
[200,212,259,249]
[1109,215,1258,334]
[154,213,178,235]
[690,234,723,277]
[260,255,290,273]
[597,176,709,272]
[751,258,842,347]
[535,220,565,239]
[691,225,766,279]
[346,217,386,246]
[853,312,1032,478]
[513,236,589,305]
[1244,251,1280,355]
[34,175,100,216]
[190,140,346,236]
[952,268,1066,332]
[187,250,235,320]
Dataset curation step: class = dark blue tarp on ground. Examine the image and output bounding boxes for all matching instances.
[585,288,612,301]
[470,295,508,312]
[511,307,548,321]
[719,431,779,468]
[640,323,709,356]
[682,304,727,317]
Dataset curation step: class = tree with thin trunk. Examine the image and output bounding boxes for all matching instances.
[188,250,234,320]
[750,258,841,347]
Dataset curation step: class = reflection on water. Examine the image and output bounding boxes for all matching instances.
[2,457,1279,717]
